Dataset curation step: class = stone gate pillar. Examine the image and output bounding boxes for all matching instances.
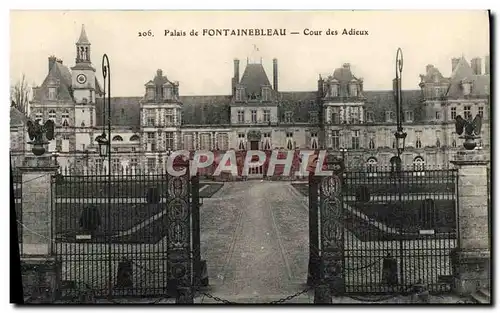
[450,150,490,295]
[18,156,61,303]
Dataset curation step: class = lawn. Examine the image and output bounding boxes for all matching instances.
[291,181,455,197]
[347,200,456,233]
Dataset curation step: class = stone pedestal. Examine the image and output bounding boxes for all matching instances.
[18,156,61,303]
[21,256,62,303]
[450,150,491,296]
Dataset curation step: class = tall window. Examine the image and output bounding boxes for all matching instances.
[452,132,457,148]
[236,88,244,101]
[366,111,374,123]
[331,130,340,149]
[146,110,155,126]
[285,112,293,123]
[95,158,103,172]
[147,158,156,172]
[263,109,270,123]
[349,84,358,97]
[165,132,174,149]
[351,130,360,149]
[478,106,484,118]
[464,105,472,119]
[112,158,121,173]
[164,86,173,100]
[263,132,271,150]
[311,132,318,150]
[330,84,338,97]
[217,133,229,150]
[331,110,340,124]
[238,133,245,150]
[251,110,257,123]
[436,130,441,148]
[451,107,457,120]
[237,110,244,123]
[165,109,174,125]
[286,132,294,150]
[416,131,422,148]
[200,133,211,150]
[368,135,375,149]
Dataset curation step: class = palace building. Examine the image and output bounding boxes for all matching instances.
[10,25,491,174]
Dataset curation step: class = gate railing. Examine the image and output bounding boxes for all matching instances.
[314,166,458,295]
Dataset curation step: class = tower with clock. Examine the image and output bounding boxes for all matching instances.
[71,24,96,105]
[70,24,100,157]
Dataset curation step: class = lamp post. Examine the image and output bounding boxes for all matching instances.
[95,53,112,298]
[393,47,407,290]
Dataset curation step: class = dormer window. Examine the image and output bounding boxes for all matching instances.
[164,85,172,100]
[146,87,155,100]
[349,83,358,97]
[48,87,57,100]
[366,111,374,123]
[262,86,272,101]
[284,111,293,123]
[330,83,339,97]
[404,110,414,122]
[462,81,472,95]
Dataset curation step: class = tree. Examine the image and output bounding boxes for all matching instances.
[11,74,31,115]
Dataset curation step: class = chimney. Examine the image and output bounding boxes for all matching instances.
[485,55,490,75]
[451,58,460,72]
[156,69,163,77]
[48,55,57,72]
[233,59,240,84]
[273,58,278,92]
[426,64,434,73]
[343,63,351,70]
[471,57,482,75]
[317,75,324,98]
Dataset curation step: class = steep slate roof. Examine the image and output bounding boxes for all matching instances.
[33,61,74,102]
[279,91,318,123]
[95,97,142,128]
[239,63,272,96]
[324,64,364,97]
[446,57,490,99]
[10,107,27,127]
[364,90,423,122]
[180,95,232,125]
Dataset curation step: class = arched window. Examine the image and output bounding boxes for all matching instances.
[112,135,124,142]
[366,157,378,177]
[413,156,425,175]
[130,135,140,141]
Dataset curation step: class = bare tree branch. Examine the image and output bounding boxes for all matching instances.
[11,74,31,115]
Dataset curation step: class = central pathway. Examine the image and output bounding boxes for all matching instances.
[200,181,310,303]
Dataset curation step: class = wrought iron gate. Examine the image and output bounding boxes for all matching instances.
[316,167,458,295]
[53,163,197,300]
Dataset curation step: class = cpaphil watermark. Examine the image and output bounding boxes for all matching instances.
[165,150,339,177]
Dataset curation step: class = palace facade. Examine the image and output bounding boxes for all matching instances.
[10,25,491,173]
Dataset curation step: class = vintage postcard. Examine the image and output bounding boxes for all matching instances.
[10,10,491,304]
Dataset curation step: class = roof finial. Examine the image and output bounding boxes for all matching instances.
[77,24,90,44]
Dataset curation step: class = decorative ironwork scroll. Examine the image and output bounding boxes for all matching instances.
[166,164,193,302]
[319,174,345,294]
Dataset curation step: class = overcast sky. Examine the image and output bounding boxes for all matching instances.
[10,10,489,96]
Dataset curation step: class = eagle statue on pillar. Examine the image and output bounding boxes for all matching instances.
[27,119,55,143]
[455,114,482,150]
[26,119,55,156]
